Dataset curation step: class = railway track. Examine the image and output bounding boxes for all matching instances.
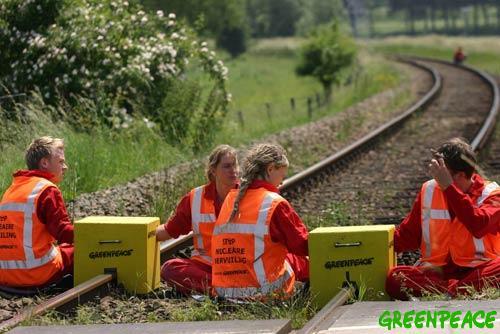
[0,57,498,333]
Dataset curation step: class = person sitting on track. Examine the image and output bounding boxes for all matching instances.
[386,137,500,300]
[211,143,309,299]
[0,136,74,289]
[156,144,239,295]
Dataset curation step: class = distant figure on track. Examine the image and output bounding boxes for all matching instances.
[211,143,309,299]
[0,136,74,289]
[386,138,500,300]
[156,145,239,295]
[453,46,466,65]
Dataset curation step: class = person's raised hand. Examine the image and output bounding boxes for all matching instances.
[428,157,453,190]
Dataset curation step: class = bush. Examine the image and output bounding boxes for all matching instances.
[0,0,231,151]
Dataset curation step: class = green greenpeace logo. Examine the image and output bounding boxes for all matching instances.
[379,310,497,330]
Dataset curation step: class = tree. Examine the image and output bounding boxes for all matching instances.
[247,0,302,37]
[296,22,356,100]
[295,0,345,36]
[212,0,248,58]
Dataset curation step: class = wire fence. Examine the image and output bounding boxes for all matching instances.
[232,91,331,129]
[0,93,26,103]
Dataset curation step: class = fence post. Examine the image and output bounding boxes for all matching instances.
[316,93,321,108]
[237,110,244,128]
[290,97,295,111]
[265,102,272,121]
[307,97,313,119]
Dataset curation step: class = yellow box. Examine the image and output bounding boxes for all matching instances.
[74,216,160,294]
[309,225,395,307]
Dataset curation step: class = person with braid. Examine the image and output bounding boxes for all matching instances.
[211,143,309,299]
[156,145,239,295]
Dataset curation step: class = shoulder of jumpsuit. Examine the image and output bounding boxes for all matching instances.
[200,181,239,200]
[249,179,280,193]
[468,173,486,199]
[442,173,485,201]
[201,181,217,201]
[13,169,58,183]
[13,170,59,196]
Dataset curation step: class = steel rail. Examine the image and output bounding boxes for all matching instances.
[0,231,198,331]
[297,288,353,334]
[406,56,500,152]
[280,58,441,193]
[0,236,191,332]
[159,231,193,262]
[0,274,114,332]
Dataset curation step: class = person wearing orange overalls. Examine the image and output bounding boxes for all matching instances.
[0,136,74,288]
[155,145,239,295]
[211,143,309,299]
[386,138,500,300]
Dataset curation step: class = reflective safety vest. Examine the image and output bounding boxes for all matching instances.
[211,188,295,298]
[0,176,63,287]
[189,185,216,265]
[419,179,500,268]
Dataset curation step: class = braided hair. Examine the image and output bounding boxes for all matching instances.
[227,143,289,223]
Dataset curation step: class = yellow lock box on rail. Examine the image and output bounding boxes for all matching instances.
[310,225,396,307]
[74,216,160,294]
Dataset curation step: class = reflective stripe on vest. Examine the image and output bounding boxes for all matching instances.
[421,180,500,263]
[191,186,216,263]
[0,180,58,270]
[215,261,294,298]
[476,182,500,206]
[213,192,291,298]
[421,180,436,258]
[472,182,499,259]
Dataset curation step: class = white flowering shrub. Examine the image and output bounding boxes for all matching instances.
[0,0,230,151]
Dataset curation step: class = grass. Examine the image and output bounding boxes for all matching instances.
[0,104,188,201]
[145,164,206,221]
[217,46,402,146]
[21,291,316,330]
[397,275,500,302]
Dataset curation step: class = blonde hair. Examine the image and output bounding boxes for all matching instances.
[228,143,288,222]
[205,144,238,182]
[25,136,64,170]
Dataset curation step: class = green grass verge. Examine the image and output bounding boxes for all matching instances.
[0,112,188,200]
